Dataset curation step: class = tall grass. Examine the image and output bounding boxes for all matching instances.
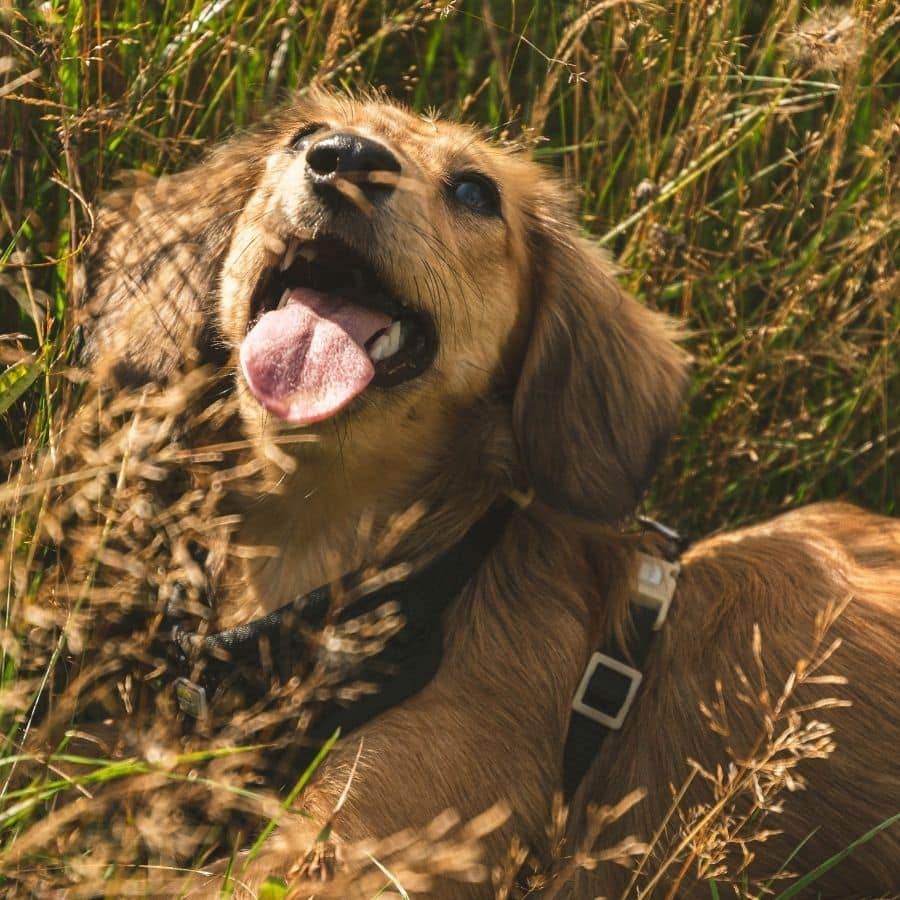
[0,0,900,530]
[0,0,898,896]
[2,0,897,526]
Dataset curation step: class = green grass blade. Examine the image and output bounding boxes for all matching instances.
[774,813,900,900]
[0,346,50,417]
[242,729,340,865]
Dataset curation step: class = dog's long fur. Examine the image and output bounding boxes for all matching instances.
[82,92,900,897]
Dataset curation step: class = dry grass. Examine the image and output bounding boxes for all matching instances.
[1,0,898,896]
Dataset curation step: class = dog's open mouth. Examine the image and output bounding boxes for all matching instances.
[240,235,436,424]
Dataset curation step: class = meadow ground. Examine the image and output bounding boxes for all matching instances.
[0,1,897,896]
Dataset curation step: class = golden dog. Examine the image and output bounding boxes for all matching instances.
[82,91,900,897]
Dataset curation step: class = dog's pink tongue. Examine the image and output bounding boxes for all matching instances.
[240,288,392,424]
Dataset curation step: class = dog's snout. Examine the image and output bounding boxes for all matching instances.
[306,132,401,204]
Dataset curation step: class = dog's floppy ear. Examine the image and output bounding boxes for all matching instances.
[513,222,689,523]
[80,136,267,385]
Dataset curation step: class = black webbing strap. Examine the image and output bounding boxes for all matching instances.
[170,501,516,740]
[170,585,331,714]
[562,523,688,801]
[562,601,660,800]
[305,499,516,746]
[637,515,692,557]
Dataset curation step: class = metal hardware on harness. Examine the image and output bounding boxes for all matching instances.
[572,652,643,730]
[634,552,679,631]
[174,677,208,718]
[569,553,675,730]
[636,515,692,559]
[563,549,681,798]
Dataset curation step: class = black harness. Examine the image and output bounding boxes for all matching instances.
[169,505,685,800]
[170,502,516,750]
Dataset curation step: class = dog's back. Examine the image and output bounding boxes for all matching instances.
[570,503,900,898]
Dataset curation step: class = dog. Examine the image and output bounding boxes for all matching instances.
[81,90,900,897]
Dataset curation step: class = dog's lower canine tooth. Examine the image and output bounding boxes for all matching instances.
[384,320,403,356]
[368,334,391,361]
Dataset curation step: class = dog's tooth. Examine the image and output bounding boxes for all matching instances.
[277,288,291,310]
[385,320,403,356]
[280,239,298,271]
[367,322,405,364]
[368,334,390,362]
[299,244,318,262]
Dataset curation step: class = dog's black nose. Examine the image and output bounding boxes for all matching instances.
[306,133,400,204]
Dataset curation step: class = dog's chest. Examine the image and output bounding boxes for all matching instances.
[214,508,366,625]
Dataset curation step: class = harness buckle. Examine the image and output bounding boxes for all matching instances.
[634,553,679,631]
[174,677,209,718]
[571,652,643,730]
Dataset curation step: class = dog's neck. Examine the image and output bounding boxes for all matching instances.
[217,403,515,625]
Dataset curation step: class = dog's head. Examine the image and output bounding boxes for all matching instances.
[84,91,688,523]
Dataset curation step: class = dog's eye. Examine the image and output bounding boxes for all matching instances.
[448,173,501,217]
[289,122,325,151]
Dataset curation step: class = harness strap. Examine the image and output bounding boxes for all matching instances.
[170,501,516,742]
[562,549,681,800]
[170,504,684,803]
[563,602,658,799]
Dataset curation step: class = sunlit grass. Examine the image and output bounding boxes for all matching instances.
[1,0,898,895]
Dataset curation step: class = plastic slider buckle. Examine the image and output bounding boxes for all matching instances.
[571,652,643,730]
[634,552,679,631]
[174,677,209,718]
